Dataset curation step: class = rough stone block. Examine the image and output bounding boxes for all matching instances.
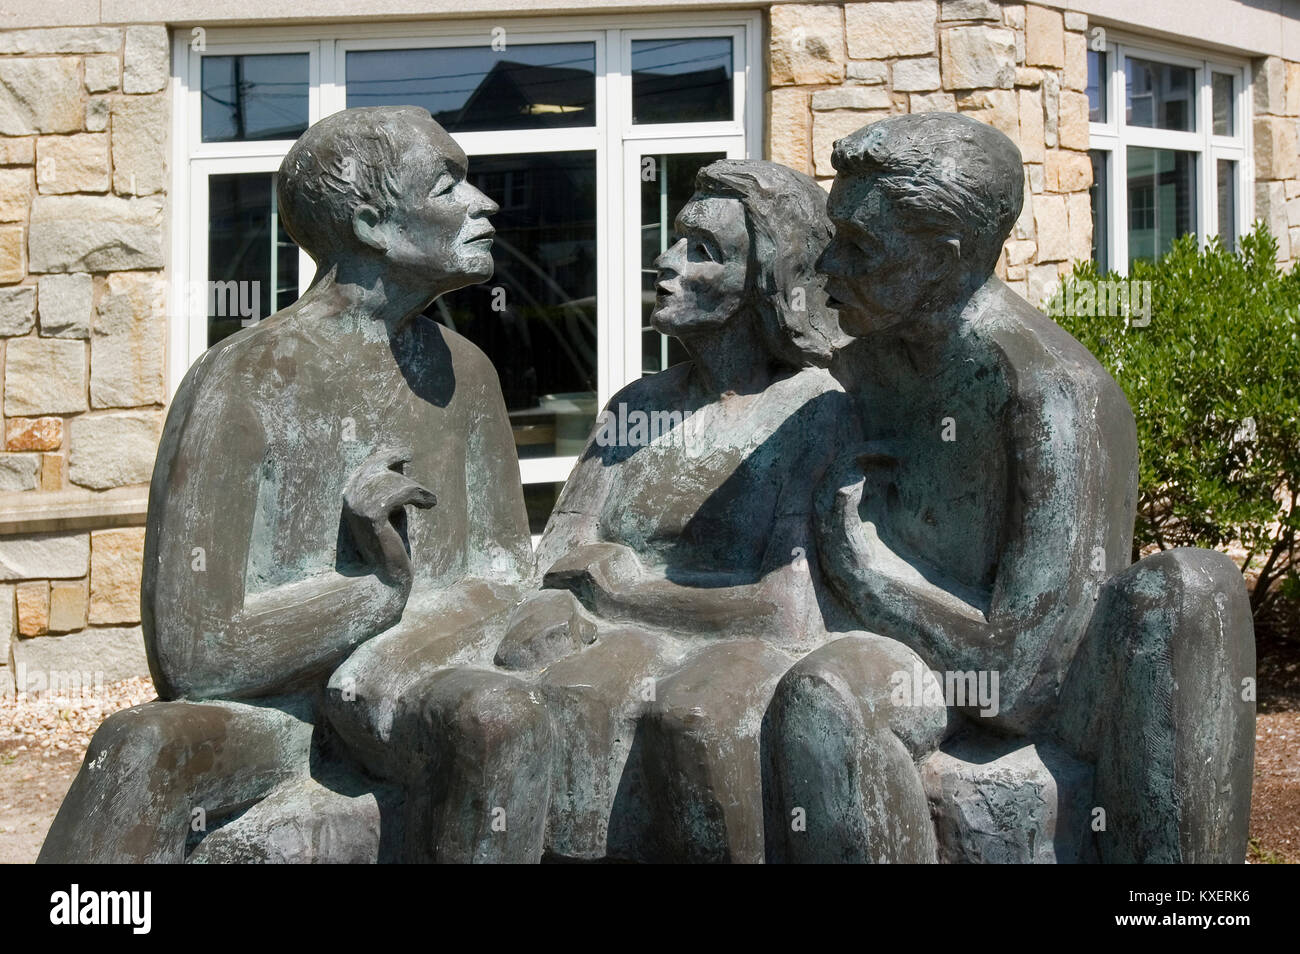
[845,60,888,84]
[0,532,89,581]
[5,337,86,414]
[1057,89,1089,150]
[770,5,846,86]
[1017,88,1045,162]
[1024,5,1064,68]
[37,272,92,338]
[1063,31,1087,91]
[10,623,149,684]
[36,133,110,194]
[768,88,811,174]
[1254,57,1287,116]
[0,137,35,165]
[41,452,63,491]
[0,58,83,135]
[1067,190,1092,261]
[893,57,941,92]
[123,25,169,95]
[0,453,40,491]
[0,28,121,55]
[5,416,62,451]
[111,94,166,196]
[1046,149,1091,192]
[89,526,145,625]
[811,86,891,110]
[1032,193,1069,261]
[0,284,36,335]
[940,0,1000,20]
[0,224,25,283]
[28,194,164,272]
[845,1,937,59]
[16,579,48,636]
[0,166,32,221]
[91,271,166,408]
[68,410,163,489]
[942,26,1016,90]
[48,579,87,633]
[909,91,958,112]
[84,54,120,93]
[1255,115,1299,180]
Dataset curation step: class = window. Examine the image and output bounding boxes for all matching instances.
[171,16,762,533]
[1088,40,1249,272]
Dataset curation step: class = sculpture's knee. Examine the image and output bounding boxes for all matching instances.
[764,636,943,863]
[770,635,950,761]
[1059,547,1255,863]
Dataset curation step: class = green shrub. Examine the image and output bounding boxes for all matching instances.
[1048,224,1300,619]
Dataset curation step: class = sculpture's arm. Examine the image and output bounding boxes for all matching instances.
[145,373,418,701]
[816,398,1090,728]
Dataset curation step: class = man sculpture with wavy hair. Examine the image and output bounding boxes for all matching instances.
[40,106,534,863]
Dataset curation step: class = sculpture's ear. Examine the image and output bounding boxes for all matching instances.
[352,204,389,253]
[932,236,961,285]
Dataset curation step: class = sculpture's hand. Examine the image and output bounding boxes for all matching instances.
[542,542,644,600]
[817,441,901,568]
[343,446,437,587]
[494,589,598,671]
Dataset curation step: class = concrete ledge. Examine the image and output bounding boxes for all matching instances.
[0,486,149,536]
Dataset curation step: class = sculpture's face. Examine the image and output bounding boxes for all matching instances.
[820,171,954,337]
[650,195,750,336]
[379,120,500,293]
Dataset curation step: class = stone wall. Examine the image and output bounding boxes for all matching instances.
[0,24,167,694]
[1252,55,1300,266]
[768,0,1093,305]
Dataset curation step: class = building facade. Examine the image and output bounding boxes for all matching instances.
[1,0,1298,691]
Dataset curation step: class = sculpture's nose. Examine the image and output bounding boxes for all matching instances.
[466,182,499,218]
[654,237,686,275]
[816,237,847,277]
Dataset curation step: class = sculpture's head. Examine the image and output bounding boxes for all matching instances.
[277,106,499,297]
[651,158,842,369]
[820,112,1023,337]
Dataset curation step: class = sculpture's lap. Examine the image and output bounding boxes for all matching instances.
[39,694,316,864]
[322,583,516,781]
[535,625,678,860]
[1058,547,1256,863]
[609,638,793,863]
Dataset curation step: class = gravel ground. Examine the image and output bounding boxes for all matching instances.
[1,675,1296,864]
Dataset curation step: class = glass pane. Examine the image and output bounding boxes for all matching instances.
[207,173,299,348]
[639,151,727,375]
[431,152,598,460]
[631,37,734,125]
[1126,147,1196,266]
[1089,150,1109,272]
[1124,57,1196,131]
[1212,72,1235,136]
[1217,158,1237,251]
[346,44,595,132]
[201,54,309,142]
[1087,49,1107,123]
[525,482,564,536]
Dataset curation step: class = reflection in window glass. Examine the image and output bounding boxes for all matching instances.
[1125,57,1196,131]
[431,152,598,459]
[1212,72,1235,136]
[201,54,309,142]
[346,44,596,132]
[525,482,565,536]
[207,173,299,348]
[1127,147,1196,266]
[631,38,733,124]
[1089,150,1108,272]
[640,152,727,375]
[1217,158,1237,251]
[1087,49,1107,123]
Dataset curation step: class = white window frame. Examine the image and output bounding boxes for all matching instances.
[168,13,763,492]
[1088,34,1251,274]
